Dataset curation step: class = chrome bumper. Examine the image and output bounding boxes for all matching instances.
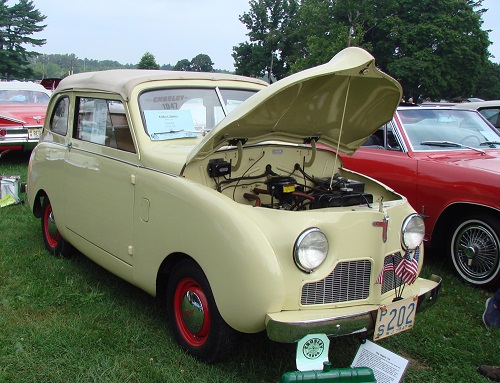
[266,274,442,343]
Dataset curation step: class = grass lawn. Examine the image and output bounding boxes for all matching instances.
[1,151,498,382]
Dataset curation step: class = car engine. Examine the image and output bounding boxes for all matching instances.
[208,159,373,210]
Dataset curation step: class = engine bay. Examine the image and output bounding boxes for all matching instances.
[204,149,375,210]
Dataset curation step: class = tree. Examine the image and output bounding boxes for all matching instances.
[173,54,214,72]
[233,0,300,80]
[234,0,491,101]
[290,0,375,72]
[475,61,500,100]
[190,54,214,72]
[0,0,46,79]
[137,52,160,69]
[365,0,489,101]
[173,58,192,71]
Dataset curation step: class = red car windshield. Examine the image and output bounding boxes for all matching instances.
[398,109,500,150]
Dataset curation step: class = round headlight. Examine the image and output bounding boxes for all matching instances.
[401,214,425,250]
[294,228,328,272]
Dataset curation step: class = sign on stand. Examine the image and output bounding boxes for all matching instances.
[352,339,409,383]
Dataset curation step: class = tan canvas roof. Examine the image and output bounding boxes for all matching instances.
[55,69,269,101]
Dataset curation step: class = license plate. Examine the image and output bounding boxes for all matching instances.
[28,128,42,140]
[374,295,417,341]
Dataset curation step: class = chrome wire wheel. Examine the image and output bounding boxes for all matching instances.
[451,217,500,285]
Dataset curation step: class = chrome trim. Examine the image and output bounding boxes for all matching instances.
[267,274,442,343]
[0,115,26,124]
[301,260,371,305]
[294,227,328,273]
[181,291,205,334]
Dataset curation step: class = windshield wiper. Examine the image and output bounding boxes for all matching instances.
[479,141,500,147]
[420,141,485,154]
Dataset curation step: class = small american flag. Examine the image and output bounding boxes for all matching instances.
[375,258,395,285]
[395,247,420,285]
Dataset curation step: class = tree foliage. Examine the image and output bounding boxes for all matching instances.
[28,54,136,79]
[0,0,46,79]
[365,0,490,100]
[475,61,500,100]
[137,52,160,70]
[233,0,300,80]
[234,0,494,100]
[173,54,214,72]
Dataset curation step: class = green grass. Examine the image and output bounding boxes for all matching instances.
[1,151,499,382]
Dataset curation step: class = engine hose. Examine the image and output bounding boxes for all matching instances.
[243,193,261,207]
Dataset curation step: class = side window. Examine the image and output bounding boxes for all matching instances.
[362,127,384,148]
[386,123,402,151]
[75,98,135,153]
[50,97,70,136]
[479,108,500,129]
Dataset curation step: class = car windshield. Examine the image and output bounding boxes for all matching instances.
[399,109,500,151]
[138,87,257,141]
[0,90,50,105]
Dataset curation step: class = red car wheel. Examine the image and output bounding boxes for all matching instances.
[167,259,236,363]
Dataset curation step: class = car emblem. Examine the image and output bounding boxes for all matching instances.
[32,115,43,123]
[373,215,389,243]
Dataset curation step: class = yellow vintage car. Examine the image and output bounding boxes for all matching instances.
[27,47,441,363]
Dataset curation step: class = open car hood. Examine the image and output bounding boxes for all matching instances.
[186,47,402,164]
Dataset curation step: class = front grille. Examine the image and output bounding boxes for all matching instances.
[381,252,404,294]
[301,260,371,305]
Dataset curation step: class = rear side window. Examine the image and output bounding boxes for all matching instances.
[50,97,70,136]
[75,98,136,153]
[479,108,500,129]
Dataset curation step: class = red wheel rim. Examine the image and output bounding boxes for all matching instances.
[173,277,211,347]
[43,202,60,249]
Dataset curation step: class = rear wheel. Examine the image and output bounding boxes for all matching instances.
[167,259,236,363]
[449,213,500,286]
[41,197,72,256]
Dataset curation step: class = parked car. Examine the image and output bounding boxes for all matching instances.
[339,106,500,286]
[456,100,500,130]
[27,47,441,363]
[0,81,52,156]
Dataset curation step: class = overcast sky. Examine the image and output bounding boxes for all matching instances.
[27,0,500,70]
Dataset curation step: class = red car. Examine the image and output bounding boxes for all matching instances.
[0,81,51,156]
[339,106,500,286]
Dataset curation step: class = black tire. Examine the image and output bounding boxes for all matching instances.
[41,197,73,257]
[166,259,236,363]
[449,213,500,286]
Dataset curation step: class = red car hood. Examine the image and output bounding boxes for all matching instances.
[0,104,47,126]
[425,150,500,174]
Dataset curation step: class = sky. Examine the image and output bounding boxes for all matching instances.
[23,0,500,71]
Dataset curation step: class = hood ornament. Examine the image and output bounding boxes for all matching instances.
[373,214,389,243]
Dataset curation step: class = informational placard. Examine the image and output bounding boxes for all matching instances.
[351,340,408,383]
[296,334,330,371]
[144,110,197,140]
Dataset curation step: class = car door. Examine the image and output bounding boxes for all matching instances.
[63,96,137,266]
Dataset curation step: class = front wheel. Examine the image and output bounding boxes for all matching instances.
[167,259,236,363]
[41,197,72,256]
[449,213,500,286]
